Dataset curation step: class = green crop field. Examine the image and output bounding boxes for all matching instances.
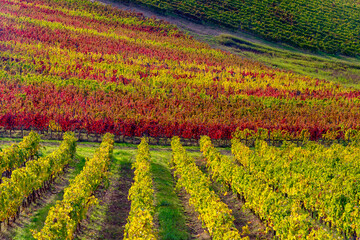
[213,34,360,88]
[124,0,360,56]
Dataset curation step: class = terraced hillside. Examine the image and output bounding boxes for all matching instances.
[124,0,360,56]
[1,0,360,142]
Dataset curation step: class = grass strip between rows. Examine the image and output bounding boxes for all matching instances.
[150,150,190,240]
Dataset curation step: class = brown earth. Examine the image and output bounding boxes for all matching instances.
[212,181,273,240]
[76,161,134,240]
[177,187,211,240]
[93,0,266,47]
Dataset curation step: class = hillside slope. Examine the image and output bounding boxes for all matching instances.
[97,0,360,88]
[123,0,360,56]
[0,0,360,141]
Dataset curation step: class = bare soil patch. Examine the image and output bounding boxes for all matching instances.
[76,161,134,240]
[101,163,134,239]
[177,188,211,240]
[212,181,273,240]
[93,0,264,46]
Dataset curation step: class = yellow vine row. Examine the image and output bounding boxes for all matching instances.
[33,133,114,240]
[0,132,76,225]
[231,138,360,238]
[0,131,41,177]
[200,135,337,240]
[123,137,157,240]
[171,136,248,240]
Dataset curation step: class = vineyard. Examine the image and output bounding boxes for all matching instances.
[1,0,360,239]
[1,133,360,239]
[0,0,360,143]
[124,0,360,56]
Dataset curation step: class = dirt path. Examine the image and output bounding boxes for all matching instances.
[76,159,134,240]
[99,161,133,239]
[212,181,273,240]
[177,188,211,240]
[93,0,268,46]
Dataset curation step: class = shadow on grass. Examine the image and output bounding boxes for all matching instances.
[151,162,190,240]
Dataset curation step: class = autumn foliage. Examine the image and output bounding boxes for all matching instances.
[0,0,359,141]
